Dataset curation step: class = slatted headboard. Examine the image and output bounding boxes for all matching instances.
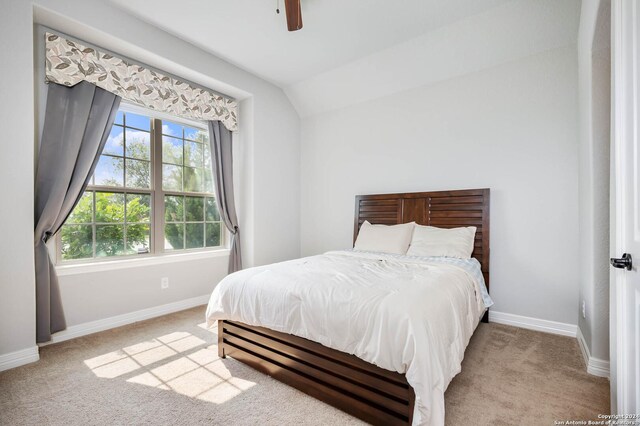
[353,189,490,290]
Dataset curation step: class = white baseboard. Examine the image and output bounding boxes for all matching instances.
[0,346,39,372]
[576,327,610,378]
[40,294,210,346]
[489,310,578,337]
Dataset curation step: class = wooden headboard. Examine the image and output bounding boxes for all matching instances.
[354,188,490,289]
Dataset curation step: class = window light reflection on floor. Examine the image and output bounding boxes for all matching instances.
[83,325,256,404]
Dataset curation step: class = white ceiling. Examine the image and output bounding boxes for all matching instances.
[286,0,581,116]
[108,0,511,87]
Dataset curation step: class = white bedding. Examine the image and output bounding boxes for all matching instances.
[205,250,489,426]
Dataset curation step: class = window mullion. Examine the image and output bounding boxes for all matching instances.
[87,185,151,194]
[152,118,165,254]
[181,128,187,250]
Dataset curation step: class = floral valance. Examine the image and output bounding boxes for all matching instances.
[45,33,238,131]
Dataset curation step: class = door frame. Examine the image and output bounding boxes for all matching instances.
[611,0,638,414]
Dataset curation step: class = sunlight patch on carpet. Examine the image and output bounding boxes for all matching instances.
[84,330,255,404]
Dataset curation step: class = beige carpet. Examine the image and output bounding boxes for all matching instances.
[0,307,609,425]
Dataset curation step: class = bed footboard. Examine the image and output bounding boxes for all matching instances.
[217,320,415,425]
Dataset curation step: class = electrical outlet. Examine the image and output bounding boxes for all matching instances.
[161,277,169,289]
[582,300,586,319]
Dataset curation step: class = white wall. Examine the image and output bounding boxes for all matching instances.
[0,0,300,358]
[577,0,611,362]
[0,0,38,360]
[56,256,228,327]
[301,46,580,325]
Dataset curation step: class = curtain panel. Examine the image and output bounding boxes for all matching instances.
[34,81,121,343]
[208,121,242,273]
[45,32,238,132]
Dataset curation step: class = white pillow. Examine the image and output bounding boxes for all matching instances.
[354,221,415,255]
[406,225,477,259]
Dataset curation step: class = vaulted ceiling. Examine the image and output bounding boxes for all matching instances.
[109,0,580,116]
[108,0,511,86]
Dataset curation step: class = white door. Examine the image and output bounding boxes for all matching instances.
[611,0,640,415]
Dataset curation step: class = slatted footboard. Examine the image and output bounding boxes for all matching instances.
[218,320,415,425]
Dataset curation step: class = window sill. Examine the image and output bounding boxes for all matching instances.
[55,249,231,276]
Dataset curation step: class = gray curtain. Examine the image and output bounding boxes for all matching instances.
[207,121,242,273]
[35,81,121,343]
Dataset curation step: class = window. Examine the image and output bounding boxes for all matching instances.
[58,106,224,262]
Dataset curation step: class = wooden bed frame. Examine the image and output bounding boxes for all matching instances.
[218,189,490,425]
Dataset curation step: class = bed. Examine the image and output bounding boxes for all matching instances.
[206,189,490,425]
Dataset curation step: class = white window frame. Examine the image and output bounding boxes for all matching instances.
[55,102,227,266]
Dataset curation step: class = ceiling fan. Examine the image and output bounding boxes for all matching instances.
[278,0,303,31]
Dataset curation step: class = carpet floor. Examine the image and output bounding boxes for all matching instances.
[0,307,609,425]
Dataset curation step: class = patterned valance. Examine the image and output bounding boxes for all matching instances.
[44,33,238,131]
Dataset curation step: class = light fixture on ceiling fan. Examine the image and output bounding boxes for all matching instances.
[276,0,303,31]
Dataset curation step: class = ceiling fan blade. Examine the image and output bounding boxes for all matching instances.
[284,0,303,31]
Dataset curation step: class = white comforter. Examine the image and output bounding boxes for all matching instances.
[205,250,487,426]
